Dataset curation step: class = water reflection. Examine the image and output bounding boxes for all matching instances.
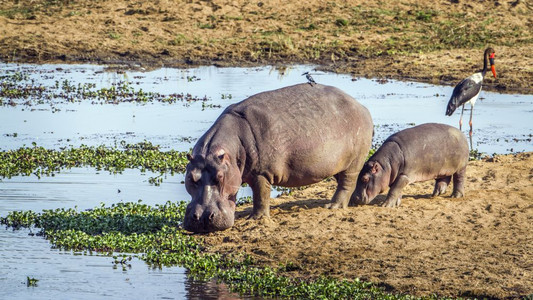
[185,276,250,300]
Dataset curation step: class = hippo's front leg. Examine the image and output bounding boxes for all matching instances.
[382,174,410,207]
[249,175,272,219]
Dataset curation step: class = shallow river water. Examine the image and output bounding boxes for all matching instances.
[0,63,532,299]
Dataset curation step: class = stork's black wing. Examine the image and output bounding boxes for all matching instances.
[445,75,482,116]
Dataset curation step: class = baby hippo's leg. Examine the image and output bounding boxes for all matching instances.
[382,175,409,207]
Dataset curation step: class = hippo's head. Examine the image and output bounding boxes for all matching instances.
[354,161,388,204]
[183,148,242,233]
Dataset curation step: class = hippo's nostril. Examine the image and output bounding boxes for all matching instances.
[193,212,200,221]
[208,212,215,221]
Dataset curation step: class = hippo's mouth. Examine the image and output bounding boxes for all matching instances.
[183,193,238,233]
[361,189,371,204]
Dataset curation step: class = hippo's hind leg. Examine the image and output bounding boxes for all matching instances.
[432,176,451,197]
[249,175,273,219]
[325,169,358,209]
[450,166,466,198]
[382,174,409,207]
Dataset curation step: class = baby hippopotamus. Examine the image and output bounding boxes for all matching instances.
[353,123,469,207]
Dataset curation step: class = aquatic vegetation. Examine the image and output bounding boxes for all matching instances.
[236,196,252,206]
[0,141,189,182]
[201,101,221,110]
[0,72,211,106]
[469,148,488,161]
[26,276,39,287]
[367,148,376,159]
[0,72,47,101]
[1,200,422,299]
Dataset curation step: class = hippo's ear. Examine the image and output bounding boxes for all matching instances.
[187,153,193,161]
[371,162,380,174]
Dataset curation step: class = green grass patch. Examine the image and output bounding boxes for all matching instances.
[198,23,215,29]
[168,33,187,46]
[107,31,121,40]
[335,18,348,27]
[283,5,529,60]
[0,0,81,18]
[0,7,35,19]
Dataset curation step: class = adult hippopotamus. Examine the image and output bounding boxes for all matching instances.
[353,123,469,207]
[183,83,373,233]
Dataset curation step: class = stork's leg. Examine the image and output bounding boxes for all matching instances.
[459,105,465,131]
[469,104,474,149]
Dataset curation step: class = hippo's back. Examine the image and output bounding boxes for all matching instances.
[386,123,469,178]
[228,83,372,144]
[230,83,369,134]
[387,123,467,150]
[226,83,373,185]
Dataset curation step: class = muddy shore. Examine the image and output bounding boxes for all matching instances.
[0,0,532,94]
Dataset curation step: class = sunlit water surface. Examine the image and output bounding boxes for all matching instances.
[1,63,531,299]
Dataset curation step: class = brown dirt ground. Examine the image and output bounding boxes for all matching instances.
[0,0,532,94]
[203,153,533,299]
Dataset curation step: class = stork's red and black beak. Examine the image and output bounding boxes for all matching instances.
[489,52,497,78]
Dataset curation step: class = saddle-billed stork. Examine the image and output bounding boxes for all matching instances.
[445,47,497,149]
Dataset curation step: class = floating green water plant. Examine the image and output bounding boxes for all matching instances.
[26,276,39,287]
[1,201,424,299]
[0,72,211,106]
[0,141,189,182]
